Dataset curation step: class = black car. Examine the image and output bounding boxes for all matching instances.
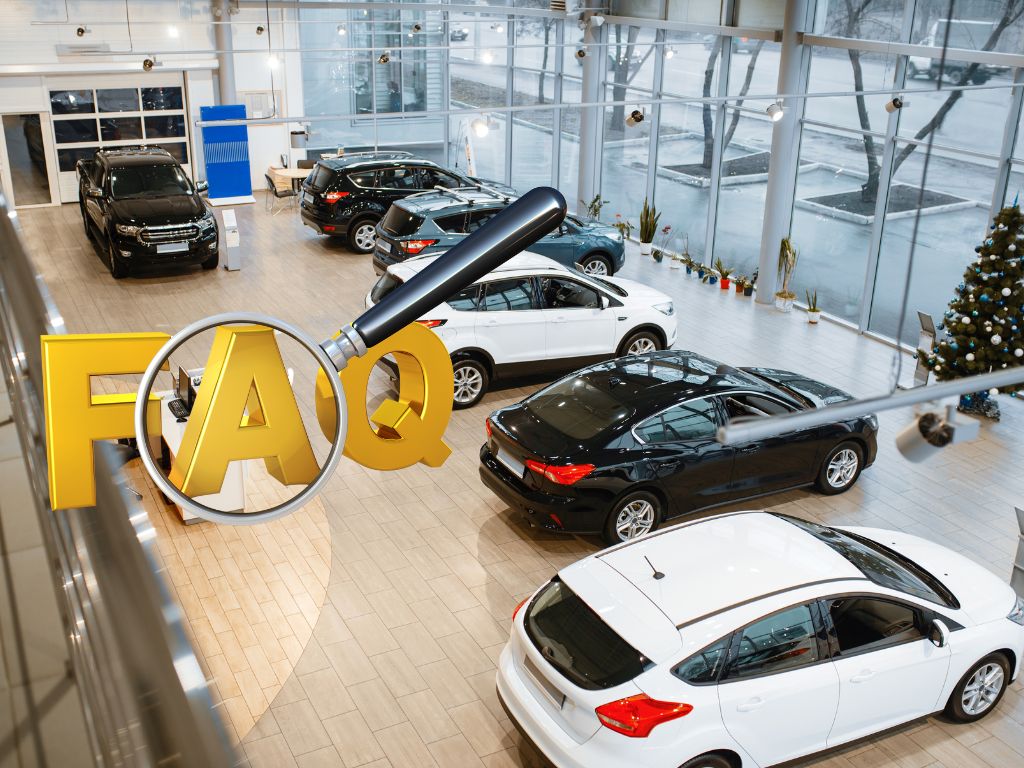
[479,350,878,545]
[77,147,217,279]
[449,26,469,41]
[299,151,513,254]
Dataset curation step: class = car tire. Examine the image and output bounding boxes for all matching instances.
[452,357,489,409]
[679,754,734,768]
[618,329,662,357]
[201,253,219,270]
[579,253,613,276]
[945,653,1010,723]
[107,238,128,279]
[814,441,863,495]
[603,490,662,546]
[81,204,93,239]
[347,217,379,254]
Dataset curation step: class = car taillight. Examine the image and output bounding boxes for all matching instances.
[400,239,438,254]
[485,419,493,439]
[512,597,528,621]
[416,319,447,328]
[525,460,595,485]
[595,695,693,738]
[323,191,349,203]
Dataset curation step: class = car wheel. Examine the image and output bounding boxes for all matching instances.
[814,441,863,495]
[579,253,612,276]
[201,253,219,270]
[945,653,1010,723]
[679,754,734,768]
[619,329,662,357]
[347,217,379,254]
[603,491,662,546]
[107,239,128,279]
[452,358,489,409]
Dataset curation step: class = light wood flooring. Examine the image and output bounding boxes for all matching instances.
[14,197,1024,768]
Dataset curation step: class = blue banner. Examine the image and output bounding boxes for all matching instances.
[200,104,251,199]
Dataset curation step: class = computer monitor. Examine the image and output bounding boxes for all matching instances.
[176,366,196,413]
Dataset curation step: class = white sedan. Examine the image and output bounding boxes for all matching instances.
[497,511,1024,768]
[365,252,677,407]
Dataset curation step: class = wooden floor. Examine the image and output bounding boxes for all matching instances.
[15,198,1024,768]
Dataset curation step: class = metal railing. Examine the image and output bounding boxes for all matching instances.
[0,194,239,767]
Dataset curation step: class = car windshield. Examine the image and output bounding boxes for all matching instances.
[109,164,191,199]
[783,516,959,608]
[574,272,627,297]
[524,373,634,440]
[524,579,650,690]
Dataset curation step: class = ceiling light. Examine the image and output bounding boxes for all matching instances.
[481,49,494,64]
[665,46,676,59]
[378,51,390,64]
[267,54,280,69]
[491,23,504,33]
[766,102,784,122]
[471,118,489,138]
[412,23,422,33]
[336,24,347,36]
[167,25,179,38]
[256,24,265,35]
[576,48,587,59]
[76,26,89,37]
[625,108,645,128]
[142,57,156,71]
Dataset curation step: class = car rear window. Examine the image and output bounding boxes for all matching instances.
[525,580,650,690]
[381,206,425,237]
[347,171,376,188]
[309,164,334,190]
[370,272,403,304]
[524,374,633,440]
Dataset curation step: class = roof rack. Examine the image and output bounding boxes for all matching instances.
[425,183,515,205]
[333,150,414,160]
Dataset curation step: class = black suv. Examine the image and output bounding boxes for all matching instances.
[299,151,512,254]
[77,147,218,279]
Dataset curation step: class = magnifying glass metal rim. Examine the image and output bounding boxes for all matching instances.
[133,312,346,525]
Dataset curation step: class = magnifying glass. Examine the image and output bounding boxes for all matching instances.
[134,186,567,524]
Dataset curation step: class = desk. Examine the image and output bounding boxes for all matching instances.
[271,166,312,192]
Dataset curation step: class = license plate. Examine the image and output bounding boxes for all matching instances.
[495,445,525,478]
[156,242,188,254]
[303,191,314,204]
[377,240,391,253]
[523,654,565,709]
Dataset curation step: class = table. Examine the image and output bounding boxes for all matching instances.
[270,166,312,192]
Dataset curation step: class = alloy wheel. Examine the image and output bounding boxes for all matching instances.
[353,223,377,251]
[614,499,655,541]
[453,365,483,404]
[582,259,609,276]
[826,448,859,488]
[962,663,1004,716]
[627,336,657,355]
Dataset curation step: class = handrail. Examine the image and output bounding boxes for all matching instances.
[0,195,238,767]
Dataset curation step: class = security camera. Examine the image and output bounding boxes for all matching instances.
[378,52,390,64]
[256,24,265,35]
[895,404,980,462]
[412,23,422,33]
[885,97,904,113]
[576,48,587,59]
[142,58,155,72]
[76,26,87,37]
[625,109,645,127]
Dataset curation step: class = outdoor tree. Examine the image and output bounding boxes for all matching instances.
[922,203,1024,420]
[514,0,557,104]
[700,38,767,169]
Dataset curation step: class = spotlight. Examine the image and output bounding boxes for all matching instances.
[411,23,422,33]
[256,24,265,35]
[895,405,980,463]
[766,102,784,122]
[885,96,904,113]
[167,25,179,39]
[481,49,494,64]
[336,24,347,36]
[590,14,606,27]
[142,57,155,71]
[665,46,676,59]
[625,109,645,128]
[76,26,88,37]
[471,118,489,138]
[492,23,504,33]
[576,48,587,59]
[267,54,280,69]
[378,51,390,64]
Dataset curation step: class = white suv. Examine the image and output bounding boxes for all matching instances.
[498,511,1024,768]
[365,252,677,407]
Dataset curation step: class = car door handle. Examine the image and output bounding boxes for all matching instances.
[736,697,764,712]
[484,319,498,326]
[850,670,875,683]
[552,315,566,323]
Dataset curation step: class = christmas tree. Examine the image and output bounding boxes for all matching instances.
[922,202,1024,421]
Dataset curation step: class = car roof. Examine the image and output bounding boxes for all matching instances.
[98,147,177,167]
[593,512,863,628]
[387,251,566,280]
[398,187,513,214]
[320,153,439,172]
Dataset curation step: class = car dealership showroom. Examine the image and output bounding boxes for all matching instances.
[3,0,1024,766]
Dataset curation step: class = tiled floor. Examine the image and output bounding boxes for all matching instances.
[15,198,1024,768]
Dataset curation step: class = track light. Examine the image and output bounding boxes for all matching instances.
[142,57,156,71]
[491,23,504,33]
[766,102,784,122]
[411,23,422,33]
[665,46,676,59]
[590,14,605,27]
[895,405,979,462]
[256,24,265,35]
[471,118,489,138]
[885,96,905,113]
[76,26,89,37]
[267,54,280,69]
[576,48,587,59]
[336,24,347,36]
[481,49,494,64]
[378,51,390,65]
[167,25,179,38]
[625,109,645,128]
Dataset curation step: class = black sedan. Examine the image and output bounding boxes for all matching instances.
[479,350,877,545]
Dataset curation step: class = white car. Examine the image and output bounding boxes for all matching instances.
[497,511,1024,768]
[365,252,677,407]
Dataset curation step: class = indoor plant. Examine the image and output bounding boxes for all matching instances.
[581,194,606,220]
[742,276,754,297]
[775,237,798,312]
[806,289,821,324]
[714,258,733,290]
[613,213,634,241]
[638,197,660,257]
[734,275,746,294]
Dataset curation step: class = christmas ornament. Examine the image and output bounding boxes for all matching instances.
[966,353,975,361]
[1016,349,1023,358]
[1003,288,1012,297]
[992,334,1002,344]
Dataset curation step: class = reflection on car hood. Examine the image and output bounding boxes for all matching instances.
[110,195,204,225]
[841,526,1016,625]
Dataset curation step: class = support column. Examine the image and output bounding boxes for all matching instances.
[576,15,604,210]
[754,0,809,303]
[213,0,236,105]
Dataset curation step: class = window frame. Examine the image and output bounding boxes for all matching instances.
[537,275,602,311]
[719,600,831,684]
[719,390,798,421]
[817,592,956,661]
[479,275,540,312]
[631,395,724,445]
[446,283,482,312]
[671,634,734,687]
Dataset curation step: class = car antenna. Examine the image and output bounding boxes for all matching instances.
[644,555,665,580]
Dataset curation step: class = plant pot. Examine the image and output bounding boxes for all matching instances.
[669,257,680,269]
[774,294,795,313]
[685,265,692,275]
[697,269,705,279]
[719,278,730,290]
[640,242,653,256]
[734,282,744,294]
[708,276,718,285]
[807,310,821,324]
[743,286,754,297]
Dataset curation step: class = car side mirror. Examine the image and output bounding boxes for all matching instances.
[599,295,610,310]
[195,180,209,193]
[929,618,949,648]
[86,187,103,199]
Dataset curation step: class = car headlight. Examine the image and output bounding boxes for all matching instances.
[198,213,216,232]
[115,224,141,237]
[867,414,879,430]
[654,302,674,316]
[1009,595,1024,626]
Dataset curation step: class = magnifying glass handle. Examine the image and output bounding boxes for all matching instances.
[321,186,566,369]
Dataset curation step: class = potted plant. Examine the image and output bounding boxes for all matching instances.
[714,258,733,290]
[581,194,606,220]
[701,270,718,286]
[696,261,706,280]
[638,197,660,257]
[775,237,798,312]
[806,290,821,324]
[742,276,754,297]
[680,235,693,274]
[654,224,673,266]
[734,275,746,294]
[613,213,633,241]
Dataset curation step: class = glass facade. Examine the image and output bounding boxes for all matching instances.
[291,0,1024,346]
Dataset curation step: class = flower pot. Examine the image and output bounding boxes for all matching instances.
[669,257,680,269]
[807,310,821,324]
[685,265,692,275]
[708,276,718,285]
[774,294,795,313]
[734,282,744,294]
[640,242,653,256]
[697,269,705,279]
[743,286,754,297]
[719,278,730,290]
